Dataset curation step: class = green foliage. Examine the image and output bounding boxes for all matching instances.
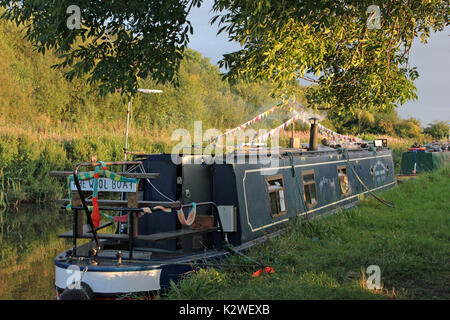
[373,112,400,136]
[0,15,283,132]
[169,268,230,300]
[2,1,447,115]
[327,107,424,139]
[0,18,286,204]
[394,118,423,139]
[213,0,448,115]
[0,1,204,96]
[0,132,166,203]
[0,14,433,207]
[423,121,449,140]
[359,134,376,141]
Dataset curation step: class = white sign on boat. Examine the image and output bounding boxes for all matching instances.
[70,178,137,193]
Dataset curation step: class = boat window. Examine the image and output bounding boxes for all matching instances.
[265,175,287,218]
[302,170,317,207]
[337,166,350,196]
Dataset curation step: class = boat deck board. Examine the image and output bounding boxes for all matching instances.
[58,222,112,238]
[50,171,160,179]
[56,199,181,208]
[137,227,219,242]
[58,226,219,242]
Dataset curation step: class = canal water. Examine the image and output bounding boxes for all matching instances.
[0,205,72,299]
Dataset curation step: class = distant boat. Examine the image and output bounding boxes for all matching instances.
[51,125,395,299]
[399,142,450,177]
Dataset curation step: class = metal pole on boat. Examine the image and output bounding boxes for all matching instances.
[290,103,296,148]
[120,89,163,234]
[290,117,295,148]
[124,98,131,161]
[123,89,163,161]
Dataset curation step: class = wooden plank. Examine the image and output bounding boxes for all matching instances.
[128,191,139,238]
[190,215,215,230]
[96,250,152,260]
[50,171,160,179]
[56,199,181,208]
[59,232,127,240]
[136,227,218,242]
[69,178,138,193]
[58,221,113,238]
[89,233,128,240]
[58,227,218,242]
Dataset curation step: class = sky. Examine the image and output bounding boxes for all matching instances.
[396,30,450,126]
[187,0,241,66]
[187,0,449,127]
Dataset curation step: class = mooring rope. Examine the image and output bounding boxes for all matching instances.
[137,163,176,203]
[339,148,395,208]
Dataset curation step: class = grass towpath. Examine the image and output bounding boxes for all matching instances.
[167,165,450,300]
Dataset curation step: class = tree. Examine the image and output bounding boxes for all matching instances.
[1,0,448,114]
[423,121,450,140]
[394,118,422,138]
[373,111,400,136]
[213,0,448,115]
[0,0,203,96]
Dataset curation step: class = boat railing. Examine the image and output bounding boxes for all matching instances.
[50,161,225,260]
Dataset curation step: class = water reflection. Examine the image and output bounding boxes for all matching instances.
[0,205,72,299]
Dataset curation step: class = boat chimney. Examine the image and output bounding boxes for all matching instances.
[309,117,319,151]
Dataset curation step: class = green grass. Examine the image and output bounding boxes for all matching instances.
[166,165,450,300]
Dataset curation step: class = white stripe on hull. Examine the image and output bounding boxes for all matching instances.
[55,266,161,294]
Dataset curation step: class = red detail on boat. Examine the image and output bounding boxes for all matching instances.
[408,147,426,151]
[113,213,142,223]
[91,197,101,228]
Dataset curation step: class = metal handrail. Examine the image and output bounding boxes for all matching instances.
[69,161,226,257]
[71,161,143,255]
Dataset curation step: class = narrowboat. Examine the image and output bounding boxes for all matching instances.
[51,122,395,300]
[399,143,450,175]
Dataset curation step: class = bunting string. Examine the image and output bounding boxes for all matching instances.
[317,123,363,144]
[238,109,363,146]
[208,101,363,147]
[245,111,307,145]
[207,102,286,143]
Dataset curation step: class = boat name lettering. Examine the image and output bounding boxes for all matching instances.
[70,178,137,193]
